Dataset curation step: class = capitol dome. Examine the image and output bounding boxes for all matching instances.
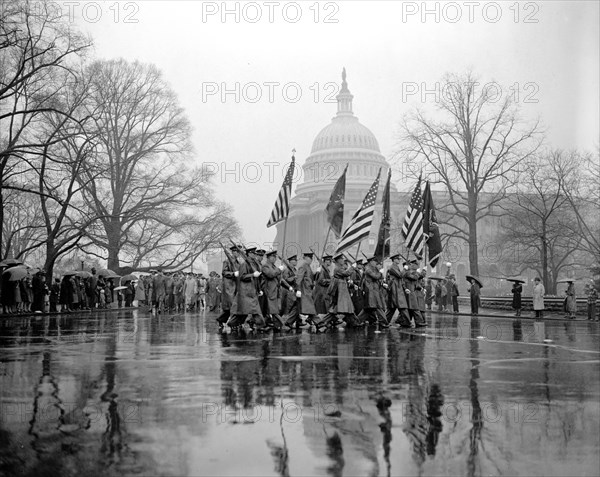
[295,68,389,196]
[311,114,381,153]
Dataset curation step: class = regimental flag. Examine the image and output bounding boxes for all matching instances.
[401,174,424,258]
[267,155,295,228]
[423,181,443,268]
[374,168,391,261]
[325,164,348,238]
[336,168,381,254]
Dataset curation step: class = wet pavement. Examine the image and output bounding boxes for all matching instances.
[0,309,599,477]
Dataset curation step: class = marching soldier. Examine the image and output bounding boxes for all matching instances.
[228,247,267,331]
[357,256,389,328]
[280,255,298,316]
[314,255,333,316]
[385,254,413,328]
[217,245,239,327]
[284,252,319,329]
[404,260,427,327]
[261,250,284,330]
[322,253,362,328]
[350,259,365,315]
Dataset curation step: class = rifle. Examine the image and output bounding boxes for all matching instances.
[229,239,253,269]
[219,241,237,271]
[309,247,324,268]
[277,255,296,290]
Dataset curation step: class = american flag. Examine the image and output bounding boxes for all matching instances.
[402,174,424,257]
[335,168,381,253]
[267,155,295,227]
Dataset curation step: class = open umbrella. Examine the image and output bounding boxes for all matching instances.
[466,275,483,288]
[63,271,79,277]
[120,273,138,282]
[113,286,128,291]
[556,278,574,284]
[98,269,120,278]
[0,258,24,268]
[428,275,445,281]
[76,270,93,278]
[505,277,525,283]
[2,266,30,281]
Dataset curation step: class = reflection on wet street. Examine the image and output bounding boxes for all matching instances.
[1,310,599,476]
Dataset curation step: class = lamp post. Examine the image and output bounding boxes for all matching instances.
[81,260,84,271]
[446,262,452,277]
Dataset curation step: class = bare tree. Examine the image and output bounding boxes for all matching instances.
[398,73,543,275]
[558,149,600,268]
[77,59,238,272]
[500,151,586,294]
[0,0,91,255]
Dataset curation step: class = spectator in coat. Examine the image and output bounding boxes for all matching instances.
[50,278,61,312]
[467,277,481,315]
[511,281,522,316]
[586,280,598,321]
[564,281,577,319]
[31,271,47,313]
[532,277,545,318]
[449,275,460,314]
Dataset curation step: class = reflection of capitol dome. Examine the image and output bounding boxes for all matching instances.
[275,68,397,256]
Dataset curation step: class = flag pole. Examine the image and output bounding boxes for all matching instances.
[321,225,332,258]
[282,217,288,258]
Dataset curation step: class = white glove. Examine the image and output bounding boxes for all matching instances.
[278,265,284,271]
[379,268,385,274]
[253,271,260,278]
[316,267,321,272]
[296,291,301,298]
[289,286,294,292]
[403,265,409,270]
[416,268,422,273]
[405,289,411,294]
[234,271,239,277]
[383,283,388,289]
[348,279,353,285]
[352,263,357,268]
[259,291,263,296]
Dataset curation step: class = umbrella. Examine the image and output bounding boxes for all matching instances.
[466,275,483,288]
[2,266,30,281]
[63,271,80,277]
[505,278,525,283]
[120,273,138,282]
[428,275,445,281]
[76,270,92,278]
[0,258,23,267]
[556,278,574,284]
[98,269,120,278]
[113,285,128,291]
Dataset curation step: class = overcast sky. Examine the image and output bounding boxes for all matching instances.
[73,0,599,244]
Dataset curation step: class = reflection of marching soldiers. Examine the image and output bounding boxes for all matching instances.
[217,243,429,333]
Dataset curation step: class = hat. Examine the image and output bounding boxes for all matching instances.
[322,254,333,261]
[333,253,345,262]
[245,247,257,254]
[355,259,364,265]
[303,252,314,258]
[287,255,297,261]
[229,245,239,252]
[266,250,277,257]
[390,254,401,261]
[366,255,377,262]
[255,249,266,256]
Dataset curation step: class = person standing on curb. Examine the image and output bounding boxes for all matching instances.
[533,277,545,319]
[511,281,522,317]
[586,280,598,321]
[449,275,460,314]
[564,280,577,319]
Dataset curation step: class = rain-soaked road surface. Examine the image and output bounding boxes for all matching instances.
[1,309,599,477]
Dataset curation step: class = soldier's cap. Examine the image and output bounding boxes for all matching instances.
[287,255,297,261]
[255,249,266,256]
[403,259,418,266]
[355,259,364,265]
[322,254,333,261]
[333,253,345,261]
[229,245,239,252]
[303,252,314,258]
[245,247,257,254]
[366,255,378,262]
[390,254,401,261]
[266,250,277,257]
